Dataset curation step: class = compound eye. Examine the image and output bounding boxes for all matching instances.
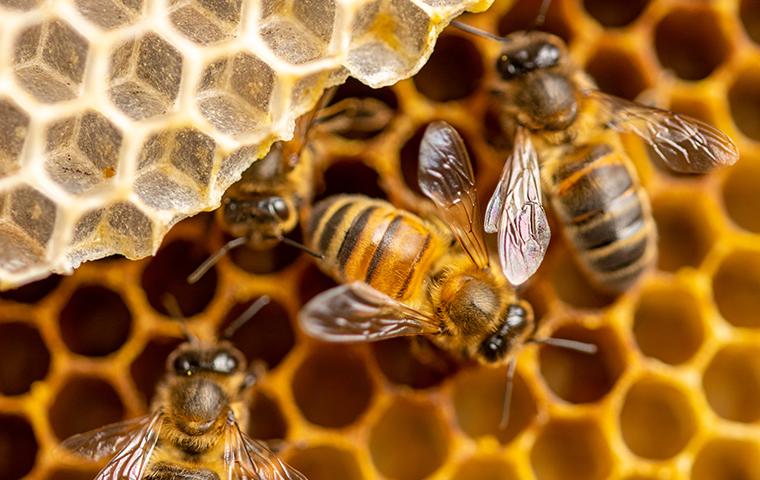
[535,42,560,69]
[211,351,238,374]
[496,53,516,80]
[270,197,290,221]
[479,334,507,363]
[173,353,200,376]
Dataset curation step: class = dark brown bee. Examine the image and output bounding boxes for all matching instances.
[59,298,305,480]
[455,18,738,293]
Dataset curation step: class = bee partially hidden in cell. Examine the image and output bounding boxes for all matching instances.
[59,297,305,480]
[188,94,393,284]
[454,12,738,293]
[299,121,594,427]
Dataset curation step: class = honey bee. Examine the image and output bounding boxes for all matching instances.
[299,121,593,425]
[59,297,305,480]
[188,94,393,283]
[454,16,738,292]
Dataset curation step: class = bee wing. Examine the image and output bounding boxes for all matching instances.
[484,127,550,286]
[224,414,306,480]
[418,121,490,269]
[299,282,440,342]
[586,90,739,173]
[58,414,155,461]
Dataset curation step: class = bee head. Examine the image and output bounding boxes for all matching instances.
[167,342,247,377]
[477,301,535,363]
[221,195,296,246]
[496,33,563,80]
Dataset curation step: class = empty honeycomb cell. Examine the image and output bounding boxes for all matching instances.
[692,437,760,480]
[74,0,141,30]
[633,284,704,365]
[530,417,612,480]
[227,231,305,275]
[49,376,124,440]
[0,274,61,303]
[0,322,50,395]
[0,413,38,480]
[538,325,625,404]
[651,192,714,272]
[294,0,336,42]
[413,34,483,102]
[8,185,57,247]
[287,445,363,480]
[45,111,122,195]
[169,0,241,45]
[316,158,387,200]
[729,65,760,141]
[59,285,131,357]
[452,365,537,444]
[451,455,519,480]
[585,46,649,101]
[298,263,338,304]
[0,98,28,179]
[583,0,649,27]
[703,344,760,423]
[723,159,760,233]
[104,201,155,258]
[619,377,697,460]
[372,338,457,389]
[0,226,47,274]
[220,297,295,369]
[369,396,448,480]
[498,0,572,42]
[742,0,760,44]
[653,6,731,81]
[141,239,218,317]
[130,336,183,406]
[259,16,326,65]
[292,345,373,428]
[712,249,760,328]
[248,389,288,441]
[548,248,616,309]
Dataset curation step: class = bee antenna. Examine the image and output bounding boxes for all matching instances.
[161,293,199,345]
[530,0,552,31]
[187,236,248,285]
[451,21,509,43]
[530,336,598,354]
[277,236,324,259]
[222,296,270,339]
[499,357,517,430]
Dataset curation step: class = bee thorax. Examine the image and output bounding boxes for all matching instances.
[515,72,577,131]
[170,378,227,435]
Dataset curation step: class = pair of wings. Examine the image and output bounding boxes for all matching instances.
[59,411,305,480]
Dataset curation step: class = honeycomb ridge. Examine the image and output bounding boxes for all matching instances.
[0,0,492,289]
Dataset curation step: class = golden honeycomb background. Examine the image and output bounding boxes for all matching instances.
[2,0,760,479]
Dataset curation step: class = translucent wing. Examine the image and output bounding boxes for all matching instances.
[484,127,550,286]
[59,415,154,462]
[223,412,306,480]
[587,90,739,173]
[299,282,440,343]
[418,121,490,269]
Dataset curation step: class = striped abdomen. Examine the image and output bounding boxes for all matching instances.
[548,144,656,292]
[307,195,443,301]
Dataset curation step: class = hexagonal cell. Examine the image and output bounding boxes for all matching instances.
[413,34,483,102]
[13,20,89,102]
[585,45,650,100]
[292,345,373,428]
[583,0,649,27]
[498,0,572,43]
[169,0,242,45]
[0,97,29,179]
[316,158,386,201]
[108,33,182,120]
[723,158,760,233]
[258,9,329,65]
[653,6,731,81]
[538,325,626,404]
[298,263,337,304]
[0,223,48,274]
[227,230,306,275]
[287,445,363,480]
[633,283,704,365]
[220,297,295,369]
[0,322,50,395]
[369,396,449,480]
[44,111,122,195]
[548,247,616,309]
[0,413,38,480]
[452,365,537,444]
[130,336,183,406]
[104,201,155,258]
[712,249,760,328]
[49,375,125,440]
[0,274,61,303]
[619,377,697,460]
[248,389,287,441]
[692,437,760,480]
[372,338,457,390]
[196,52,275,137]
[59,285,132,357]
[703,344,760,423]
[741,0,760,45]
[73,0,142,30]
[327,77,398,140]
[651,191,715,272]
[451,455,519,480]
[729,65,760,141]
[530,417,612,480]
[141,239,218,317]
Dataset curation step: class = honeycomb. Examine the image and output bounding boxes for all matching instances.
[0,0,491,290]
[2,0,760,479]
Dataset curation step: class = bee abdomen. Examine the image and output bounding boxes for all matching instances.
[552,146,656,292]
[146,463,220,480]
[308,195,440,300]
